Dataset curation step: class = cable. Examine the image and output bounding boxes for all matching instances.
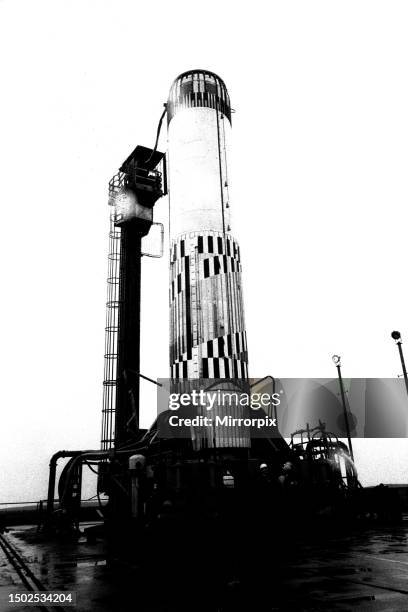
[145,104,167,165]
[84,461,99,476]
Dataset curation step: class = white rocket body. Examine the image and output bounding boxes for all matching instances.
[168,107,231,236]
[167,70,249,447]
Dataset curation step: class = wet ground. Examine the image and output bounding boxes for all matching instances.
[2,520,408,611]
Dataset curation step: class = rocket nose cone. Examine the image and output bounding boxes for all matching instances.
[167,69,231,124]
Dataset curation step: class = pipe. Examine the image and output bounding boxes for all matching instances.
[58,447,150,510]
[46,450,95,517]
[129,455,146,519]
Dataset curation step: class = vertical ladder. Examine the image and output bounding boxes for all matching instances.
[100,173,124,450]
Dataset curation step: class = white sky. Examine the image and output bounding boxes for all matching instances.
[1,0,408,502]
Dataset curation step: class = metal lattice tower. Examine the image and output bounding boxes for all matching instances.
[100,147,165,451]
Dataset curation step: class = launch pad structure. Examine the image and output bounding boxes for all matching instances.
[41,70,393,546]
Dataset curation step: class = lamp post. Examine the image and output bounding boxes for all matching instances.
[332,354,354,462]
[391,331,408,398]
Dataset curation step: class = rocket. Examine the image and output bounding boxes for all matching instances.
[167,70,248,384]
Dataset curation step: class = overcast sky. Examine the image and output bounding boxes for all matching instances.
[1,0,408,502]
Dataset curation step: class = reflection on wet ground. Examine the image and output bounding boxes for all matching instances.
[2,520,408,610]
